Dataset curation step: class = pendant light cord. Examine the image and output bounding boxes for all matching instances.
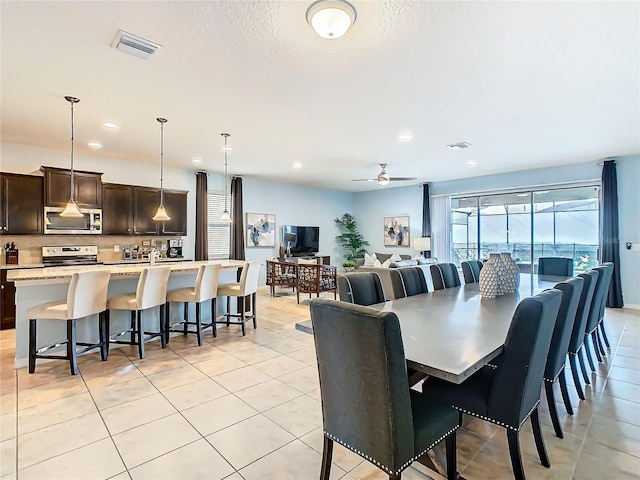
[222,133,230,213]
[157,118,168,206]
[64,96,80,203]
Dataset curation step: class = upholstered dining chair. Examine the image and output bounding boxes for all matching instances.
[583,264,614,368]
[423,289,562,480]
[461,260,483,284]
[542,277,583,438]
[107,266,171,360]
[538,257,574,276]
[310,298,460,480]
[166,263,221,346]
[596,262,615,349]
[216,260,261,336]
[430,263,461,291]
[28,270,111,375]
[337,272,386,306]
[566,270,598,400]
[395,267,429,297]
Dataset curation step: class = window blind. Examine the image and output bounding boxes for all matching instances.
[207,191,231,259]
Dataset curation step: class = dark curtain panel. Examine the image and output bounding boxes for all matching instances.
[194,172,208,261]
[230,176,245,260]
[601,160,624,308]
[422,183,432,257]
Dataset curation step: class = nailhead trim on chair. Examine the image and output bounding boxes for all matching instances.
[324,424,459,476]
[453,400,539,432]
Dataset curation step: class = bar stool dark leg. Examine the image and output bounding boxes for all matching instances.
[136,310,145,359]
[226,296,230,326]
[159,304,167,349]
[105,310,111,357]
[130,310,137,346]
[67,319,78,375]
[195,302,202,346]
[211,298,217,338]
[183,302,188,336]
[29,319,37,374]
[569,354,585,400]
[252,292,257,329]
[99,311,108,361]
[165,302,171,345]
[239,296,246,336]
[578,348,591,384]
[558,368,573,415]
[544,381,563,438]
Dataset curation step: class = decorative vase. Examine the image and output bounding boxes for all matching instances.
[500,252,520,294]
[279,242,285,258]
[479,253,503,298]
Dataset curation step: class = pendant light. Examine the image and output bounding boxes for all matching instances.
[60,96,83,218]
[152,117,171,221]
[220,133,232,223]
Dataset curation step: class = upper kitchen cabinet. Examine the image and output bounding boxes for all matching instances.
[41,166,103,209]
[133,187,161,235]
[159,190,188,236]
[0,173,43,234]
[102,183,134,235]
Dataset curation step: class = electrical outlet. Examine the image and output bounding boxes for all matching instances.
[114,245,120,252]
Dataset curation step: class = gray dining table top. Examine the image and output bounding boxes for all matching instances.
[365,273,567,384]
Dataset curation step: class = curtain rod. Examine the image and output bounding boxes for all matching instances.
[431,178,600,198]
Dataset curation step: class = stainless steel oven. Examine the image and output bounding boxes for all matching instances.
[43,207,102,234]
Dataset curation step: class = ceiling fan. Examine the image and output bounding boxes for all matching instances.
[352,163,417,186]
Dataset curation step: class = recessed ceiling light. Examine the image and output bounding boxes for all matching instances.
[292,162,303,169]
[398,132,413,142]
[448,141,472,150]
[466,159,477,167]
[87,141,102,149]
[192,157,203,164]
[101,122,119,129]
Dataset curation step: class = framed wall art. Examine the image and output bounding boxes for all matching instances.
[246,212,276,247]
[383,215,410,246]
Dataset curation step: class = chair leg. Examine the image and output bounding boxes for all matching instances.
[584,336,597,371]
[165,302,171,345]
[105,310,111,357]
[226,296,230,326]
[195,302,202,346]
[99,311,108,361]
[595,328,606,357]
[320,436,333,480]
[159,304,167,349]
[211,298,217,338]
[130,310,137,345]
[388,475,401,480]
[531,407,551,468]
[239,296,246,336]
[558,368,574,415]
[569,354,585,400]
[544,381,563,438]
[183,302,189,336]
[591,331,603,362]
[506,430,525,480]
[445,430,457,480]
[252,292,257,329]
[136,311,145,359]
[599,320,611,348]
[28,319,37,374]
[578,347,591,384]
[67,319,78,375]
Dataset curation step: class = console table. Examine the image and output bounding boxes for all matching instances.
[266,260,337,303]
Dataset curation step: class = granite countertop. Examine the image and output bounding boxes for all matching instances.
[0,263,46,270]
[102,258,193,265]
[6,259,246,283]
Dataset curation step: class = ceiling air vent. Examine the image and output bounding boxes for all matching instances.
[112,30,161,60]
[447,141,472,151]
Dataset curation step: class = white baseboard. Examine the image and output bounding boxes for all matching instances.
[623,304,640,310]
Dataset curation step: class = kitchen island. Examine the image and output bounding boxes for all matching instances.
[7,260,246,368]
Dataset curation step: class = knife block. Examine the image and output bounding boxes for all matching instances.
[5,249,18,265]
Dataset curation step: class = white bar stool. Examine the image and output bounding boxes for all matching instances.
[166,263,221,346]
[107,266,171,359]
[28,270,111,375]
[216,260,261,336]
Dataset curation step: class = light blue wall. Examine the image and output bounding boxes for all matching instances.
[353,158,640,306]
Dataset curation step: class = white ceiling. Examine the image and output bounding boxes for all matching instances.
[2,1,638,192]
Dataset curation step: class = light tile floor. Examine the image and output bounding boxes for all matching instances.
[1,288,639,480]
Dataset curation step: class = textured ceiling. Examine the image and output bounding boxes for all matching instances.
[1,1,638,191]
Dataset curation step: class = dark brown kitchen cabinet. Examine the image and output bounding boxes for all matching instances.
[41,166,103,209]
[102,183,134,235]
[0,173,43,234]
[1,269,16,330]
[133,187,161,235]
[159,190,188,236]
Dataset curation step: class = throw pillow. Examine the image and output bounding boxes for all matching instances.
[392,260,418,268]
[364,252,378,267]
[381,259,391,268]
[373,259,382,268]
[389,253,402,262]
[298,258,318,265]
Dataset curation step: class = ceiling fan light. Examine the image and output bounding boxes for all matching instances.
[60,200,84,218]
[378,173,390,186]
[306,0,356,39]
[152,204,171,222]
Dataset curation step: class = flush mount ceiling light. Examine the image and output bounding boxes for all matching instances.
[465,159,477,167]
[87,141,102,149]
[101,122,119,129]
[448,141,472,151]
[192,157,203,165]
[306,0,357,39]
[152,118,171,222]
[398,132,413,142]
[60,96,83,218]
[292,162,303,169]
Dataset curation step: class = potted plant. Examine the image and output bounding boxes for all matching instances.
[342,260,357,272]
[334,213,369,263]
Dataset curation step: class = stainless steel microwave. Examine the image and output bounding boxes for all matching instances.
[43,207,102,234]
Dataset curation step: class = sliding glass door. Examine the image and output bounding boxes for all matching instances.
[450,185,599,272]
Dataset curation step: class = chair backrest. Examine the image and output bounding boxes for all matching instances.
[337,272,386,306]
[238,261,261,296]
[310,298,414,474]
[67,270,111,319]
[567,270,598,353]
[461,260,483,284]
[430,263,461,291]
[544,277,584,380]
[488,289,562,429]
[584,265,611,334]
[597,262,615,321]
[194,264,221,302]
[538,257,574,276]
[398,267,429,297]
[136,266,171,310]
[387,269,407,299]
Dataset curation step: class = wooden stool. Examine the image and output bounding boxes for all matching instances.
[215,261,261,336]
[28,270,111,375]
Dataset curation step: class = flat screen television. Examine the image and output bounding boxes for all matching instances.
[282,225,319,255]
